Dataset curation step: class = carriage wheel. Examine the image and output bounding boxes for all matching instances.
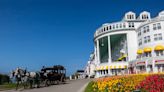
[45,79,49,87]
[60,74,65,84]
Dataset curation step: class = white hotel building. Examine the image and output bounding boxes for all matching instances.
[88,11,164,78]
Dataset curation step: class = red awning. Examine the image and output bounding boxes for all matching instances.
[137,62,145,64]
[155,60,164,64]
[136,61,145,66]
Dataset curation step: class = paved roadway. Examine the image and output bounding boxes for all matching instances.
[0,79,91,92]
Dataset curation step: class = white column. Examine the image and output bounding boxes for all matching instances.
[97,40,100,64]
[108,35,112,63]
[94,43,97,64]
[152,60,155,73]
[97,71,99,77]
[98,71,100,77]
[108,68,112,75]
[145,60,148,73]
[108,35,112,75]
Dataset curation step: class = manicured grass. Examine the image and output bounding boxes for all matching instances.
[0,83,17,91]
[84,81,94,92]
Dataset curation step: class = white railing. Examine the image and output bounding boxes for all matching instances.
[94,23,135,38]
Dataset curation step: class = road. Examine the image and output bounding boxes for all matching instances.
[0,79,91,92]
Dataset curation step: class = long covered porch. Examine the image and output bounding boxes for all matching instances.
[95,63,128,78]
[129,56,164,74]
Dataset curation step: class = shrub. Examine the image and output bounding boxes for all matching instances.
[0,74,10,85]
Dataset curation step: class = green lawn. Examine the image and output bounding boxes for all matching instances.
[84,81,94,92]
[0,83,17,91]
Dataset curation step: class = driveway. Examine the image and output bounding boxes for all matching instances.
[0,79,91,92]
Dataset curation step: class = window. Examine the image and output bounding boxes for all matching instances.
[143,26,149,33]
[154,34,158,41]
[142,15,144,19]
[129,22,134,28]
[100,70,102,75]
[143,27,146,33]
[103,70,105,74]
[153,24,157,30]
[157,23,161,29]
[154,33,162,41]
[104,27,106,31]
[123,23,126,28]
[144,36,151,43]
[138,39,142,46]
[132,22,134,27]
[147,36,151,42]
[109,26,112,30]
[106,70,108,74]
[144,37,147,43]
[153,23,161,30]
[131,15,134,19]
[129,15,132,19]
[129,23,131,27]
[138,30,141,36]
[127,15,130,19]
[159,33,162,40]
[145,15,147,19]
[156,51,164,56]
[142,14,148,19]
[116,24,118,28]
[146,26,149,32]
[113,25,115,29]
[106,26,108,30]
[119,24,122,28]
[145,52,152,57]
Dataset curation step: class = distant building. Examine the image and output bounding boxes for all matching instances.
[88,10,164,78]
[84,53,96,78]
[75,70,85,79]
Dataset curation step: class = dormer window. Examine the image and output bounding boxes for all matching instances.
[158,10,164,17]
[127,14,134,19]
[131,15,134,19]
[142,14,148,19]
[124,11,136,21]
[124,11,136,20]
[139,11,151,20]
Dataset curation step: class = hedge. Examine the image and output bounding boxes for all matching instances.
[0,74,10,85]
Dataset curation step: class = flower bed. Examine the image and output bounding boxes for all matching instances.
[89,74,164,92]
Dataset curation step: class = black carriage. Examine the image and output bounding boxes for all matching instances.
[40,65,66,86]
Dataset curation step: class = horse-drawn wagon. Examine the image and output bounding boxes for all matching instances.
[11,65,66,90]
[40,65,66,86]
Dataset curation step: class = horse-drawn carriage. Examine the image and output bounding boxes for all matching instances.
[40,65,66,86]
[11,65,66,90]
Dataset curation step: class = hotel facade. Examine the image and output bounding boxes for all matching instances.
[86,10,164,78]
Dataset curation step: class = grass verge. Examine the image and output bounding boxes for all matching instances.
[84,81,94,92]
[0,83,16,91]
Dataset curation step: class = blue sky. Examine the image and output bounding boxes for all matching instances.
[0,0,163,75]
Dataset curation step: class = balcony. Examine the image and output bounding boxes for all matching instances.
[94,22,136,38]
